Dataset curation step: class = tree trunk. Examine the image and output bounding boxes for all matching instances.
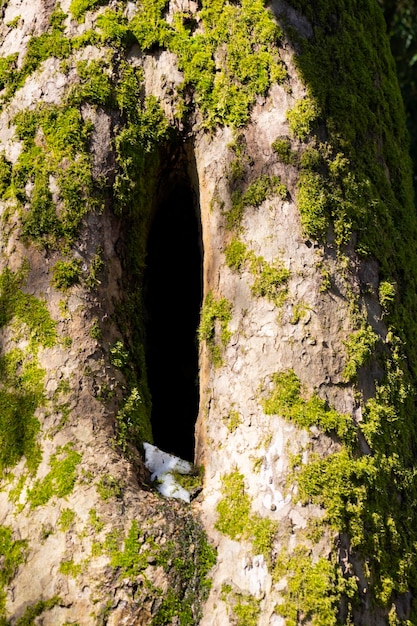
[0,1,416,624]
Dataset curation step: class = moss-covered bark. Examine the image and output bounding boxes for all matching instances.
[0,0,416,623]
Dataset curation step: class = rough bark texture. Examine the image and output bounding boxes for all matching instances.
[0,1,416,625]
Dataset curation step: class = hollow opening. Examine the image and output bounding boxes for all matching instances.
[144,177,202,462]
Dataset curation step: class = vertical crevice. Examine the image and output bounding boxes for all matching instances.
[143,161,202,462]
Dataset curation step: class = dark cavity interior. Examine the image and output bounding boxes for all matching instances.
[144,181,202,462]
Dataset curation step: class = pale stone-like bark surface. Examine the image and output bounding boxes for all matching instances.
[0,1,415,624]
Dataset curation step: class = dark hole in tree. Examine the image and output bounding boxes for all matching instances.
[144,181,202,462]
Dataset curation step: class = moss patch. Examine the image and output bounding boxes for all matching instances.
[0,350,44,474]
[215,471,276,561]
[96,474,123,501]
[263,369,354,441]
[225,174,287,231]
[58,508,76,532]
[52,259,81,291]
[152,515,216,625]
[69,0,108,23]
[222,409,242,433]
[266,363,417,616]
[198,292,232,367]
[11,596,61,626]
[0,526,27,619]
[225,239,290,308]
[0,264,56,348]
[100,515,216,626]
[8,104,99,250]
[272,547,354,626]
[221,584,260,626]
[28,443,82,508]
[109,339,153,449]
[342,324,379,382]
[106,520,150,580]
[0,265,56,476]
[59,559,83,578]
[128,0,286,128]
[273,1,417,620]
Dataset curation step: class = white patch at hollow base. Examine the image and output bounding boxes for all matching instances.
[143,442,193,503]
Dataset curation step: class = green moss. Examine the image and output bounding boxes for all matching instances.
[0,54,17,91]
[58,508,76,532]
[109,339,130,369]
[6,16,20,28]
[0,265,56,474]
[343,324,379,382]
[296,169,329,240]
[297,144,369,245]
[222,409,242,433]
[108,340,153,449]
[96,9,132,46]
[89,318,102,340]
[215,472,251,540]
[315,258,332,292]
[289,301,310,324]
[379,280,396,314]
[287,96,320,140]
[273,547,351,626]
[250,256,289,307]
[153,515,216,625]
[88,508,104,533]
[272,136,297,165]
[91,542,103,557]
[224,239,248,271]
[68,59,113,106]
[96,474,123,501]
[263,369,355,441]
[11,596,61,626]
[215,471,276,560]
[9,104,98,249]
[171,467,203,492]
[285,348,417,614]
[1,7,71,105]
[0,153,12,198]
[243,174,287,207]
[0,527,27,618]
[221,585,260,626]
[233,597,260,626]
[114,96,169,211]
[225,239,290,308]
[129,0,286,128]
[108,520,149,580]
[0,265,56,347]
[28,444,82,508]
[151,590,192,625]
[0,351,44,474]
[8,475,27,505]
[99,513,215,626]
[24,8,70,70]
[115,386,153,451]
[69,0,107,22]
[59,559,83,577]
[198,291,232,367]
[52,259,81,291]
[287,0,417,313]
[85,248,104,290]
[226,174,287,230]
